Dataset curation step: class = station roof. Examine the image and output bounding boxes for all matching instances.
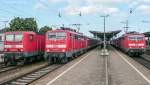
[89,30,121,40]
[143,32,150,37]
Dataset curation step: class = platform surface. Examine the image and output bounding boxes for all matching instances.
[31,47,150,85]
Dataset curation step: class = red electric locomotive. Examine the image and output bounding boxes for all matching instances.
[45,28,99,63]
[112,32,146,56]
[3,31,45,65]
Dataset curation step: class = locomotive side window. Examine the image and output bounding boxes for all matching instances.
[15,34,23,41]
[6,34,14,41]
[75,35,80,40]
[29,34,33,40]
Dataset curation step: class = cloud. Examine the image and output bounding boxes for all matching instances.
[86,0,132,5]
[35,0,47,10]
[48,0,125,15]
[64,6,80,15]
[48,0,132,5]
[64,5,119,15]
[143,0,150,3]
[48,0,65,3]
[137,5,150,14]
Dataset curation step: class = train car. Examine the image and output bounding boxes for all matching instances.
[0,34,4,63]
[3,31,45,65]
[45,28,99,63]
[0,34,4,52]
[112,32,146,56]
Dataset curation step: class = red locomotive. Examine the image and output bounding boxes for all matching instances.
[112,32,146,56]
[45,28,99,63]
[3,31,45,65]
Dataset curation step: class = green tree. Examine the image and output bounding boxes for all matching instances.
[39,26,52,34]
[9,17,38,32]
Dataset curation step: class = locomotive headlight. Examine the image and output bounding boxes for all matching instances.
[62,49,65,52]
[4,49,7,51]
[20,49,23,51]
[47,49,50,52]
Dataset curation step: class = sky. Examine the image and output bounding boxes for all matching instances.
[0,0,150,37]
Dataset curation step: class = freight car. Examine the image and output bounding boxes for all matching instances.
[112,32,146,56]
[44,28,100,63]
[3,31,45,65]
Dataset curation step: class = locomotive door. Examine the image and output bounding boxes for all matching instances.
[70,34,74,51]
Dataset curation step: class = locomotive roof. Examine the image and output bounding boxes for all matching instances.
[89,30,121,40]
[47,29,83,35]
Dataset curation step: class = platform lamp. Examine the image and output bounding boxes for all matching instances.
[100,15,109,56]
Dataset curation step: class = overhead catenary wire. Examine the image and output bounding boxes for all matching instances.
[0,1,34,17]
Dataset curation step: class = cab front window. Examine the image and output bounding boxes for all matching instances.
[6,34,14,41]
[0,35,4,42]
[48,32,66,40]
[15,34,23,41]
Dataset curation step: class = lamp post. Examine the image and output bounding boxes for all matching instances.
[121,20,129,33]
[100,15,109,51]
[0,21,8,32]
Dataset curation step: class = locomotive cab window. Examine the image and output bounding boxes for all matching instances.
[48,32,66,40]
[6,34,14,41]
[128,36,144,40]
[15,34,23,41]
[0,35,3,42]
[0,36,2,42]
[137,37,144,40]
[56,32,66,39]
[128,37,136,40]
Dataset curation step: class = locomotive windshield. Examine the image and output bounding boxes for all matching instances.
[15,34,23,41]
[128,36,144,40]
[0,35,4,42]
[6,34,23,41]
[48,32,66,40]
[6,34,14,41]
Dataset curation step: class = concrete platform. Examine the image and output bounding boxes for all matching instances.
[108,47,150,85]
[31,47,150,85]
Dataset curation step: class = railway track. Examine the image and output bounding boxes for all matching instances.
[133,56,150,69]
[0,65,19,74]
[0,64,62,85]
[113,46,150,69]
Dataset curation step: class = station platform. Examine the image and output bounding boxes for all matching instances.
[31,47,150,85]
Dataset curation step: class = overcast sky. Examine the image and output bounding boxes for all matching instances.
[0,0,150,36]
